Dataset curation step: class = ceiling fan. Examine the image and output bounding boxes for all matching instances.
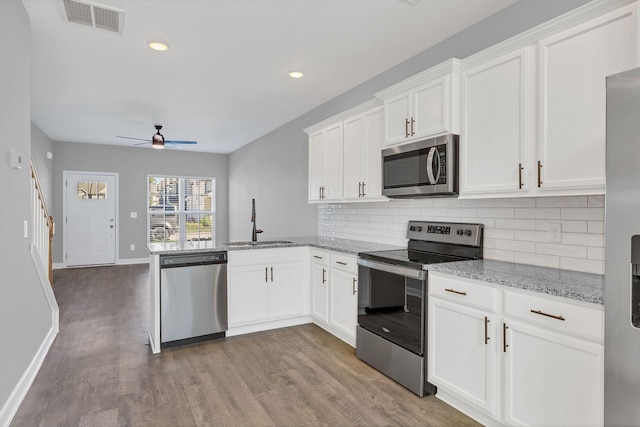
[116,125,198,149]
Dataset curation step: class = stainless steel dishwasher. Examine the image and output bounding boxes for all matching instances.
[160,251,227,347]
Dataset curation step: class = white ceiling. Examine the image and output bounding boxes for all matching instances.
[22,0,516,154]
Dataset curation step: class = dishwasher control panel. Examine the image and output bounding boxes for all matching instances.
[160,251,227,267]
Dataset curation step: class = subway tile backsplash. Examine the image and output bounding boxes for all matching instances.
[317,195,605,275]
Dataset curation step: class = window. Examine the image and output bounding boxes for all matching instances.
[77,181,108,199]
[147,176,215,244]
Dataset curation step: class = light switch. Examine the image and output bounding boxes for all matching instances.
[130,212,137,218]
[130,244,135,251]
[23,220,28,238]
[9,149,23,170]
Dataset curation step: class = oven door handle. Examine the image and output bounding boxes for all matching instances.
[357,258,427,280]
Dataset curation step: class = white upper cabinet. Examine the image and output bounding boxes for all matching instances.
[343,106,385,201]
[308,122,343,202]
[376,59,460,146]
[306,100,385,204]
[460,2,638,199]
[537,4,638,194]
[461,48,533,196]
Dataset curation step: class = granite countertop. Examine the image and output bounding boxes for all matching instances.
[146,236,403,256]
[426,259,604,305]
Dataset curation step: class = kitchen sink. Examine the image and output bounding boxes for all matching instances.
[226,240,293,248]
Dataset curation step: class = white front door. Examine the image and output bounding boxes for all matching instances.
[64,172,117,266]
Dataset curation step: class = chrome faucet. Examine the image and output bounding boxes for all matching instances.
[251,198,263,242]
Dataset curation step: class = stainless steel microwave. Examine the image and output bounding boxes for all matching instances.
[382,134,458,198]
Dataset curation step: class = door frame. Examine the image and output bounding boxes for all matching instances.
[62,170,119,267]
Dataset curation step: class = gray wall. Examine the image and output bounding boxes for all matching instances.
[31,122,54,207]
[228,0,590,240]
[0,0,53,415]
[52,142,229,262]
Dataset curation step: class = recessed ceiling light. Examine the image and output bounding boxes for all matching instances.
[288,71,304,79]
[398,0,422,4]
[148,41,169,51]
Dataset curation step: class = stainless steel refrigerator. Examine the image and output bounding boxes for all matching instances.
[605,67,640,426]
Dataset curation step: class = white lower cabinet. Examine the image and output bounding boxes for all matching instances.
[310,249,329,323]
[429,298,497,418]
[502,319,603,427]
[227,247,309,334]
[428,272,604,427]
[310,249,358,346]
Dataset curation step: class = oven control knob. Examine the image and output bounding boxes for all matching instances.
[464,229,472,236]
[409,226,416,231]
[456,229,464,235]
[417,226,423,232]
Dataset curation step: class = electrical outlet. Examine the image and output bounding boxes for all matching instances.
[130,244,135,251]
[548,222,562,243]
[130,212,137,218]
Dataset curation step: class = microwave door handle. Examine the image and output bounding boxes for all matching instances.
[426,147,437,184]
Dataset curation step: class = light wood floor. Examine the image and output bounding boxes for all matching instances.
[12,264,481,427]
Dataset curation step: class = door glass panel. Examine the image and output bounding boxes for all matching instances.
[76,181,107,199]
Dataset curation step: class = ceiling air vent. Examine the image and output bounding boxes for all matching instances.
[59,0,124,34]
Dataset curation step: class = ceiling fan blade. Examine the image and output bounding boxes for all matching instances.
[116,135,149,142]
[165,140,198,145]
[133,142,150,146]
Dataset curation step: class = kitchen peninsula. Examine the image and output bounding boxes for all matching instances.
[147,236,404,353]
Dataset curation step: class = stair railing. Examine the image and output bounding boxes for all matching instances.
[30,159,54,284]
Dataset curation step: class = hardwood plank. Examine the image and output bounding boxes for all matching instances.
[11,264,481,427]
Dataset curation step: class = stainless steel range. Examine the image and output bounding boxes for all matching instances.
[356,220,483,396]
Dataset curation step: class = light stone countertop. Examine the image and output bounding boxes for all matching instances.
[426,259,604,305]
[146,236,404,256]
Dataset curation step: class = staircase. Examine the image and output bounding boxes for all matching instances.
[30,159,54,284]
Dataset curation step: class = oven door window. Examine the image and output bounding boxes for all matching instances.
[358,269,425,356]
[383,144,447,190]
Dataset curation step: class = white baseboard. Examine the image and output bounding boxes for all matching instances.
[226,316,312,337]
[53,258,149,270]
[1,246,62,427]
[0,325,57,427]
[435,389,503,427]
[148,330,160,354]
[117,258,149,265]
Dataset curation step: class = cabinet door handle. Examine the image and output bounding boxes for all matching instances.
[537,161,543,188]
[358,182,362,197]
[336,261,347,266]
[265,267,268,283]
[270,266,273,282]
[518,163,524,189]
[410,117,415,136]
[530,309,565,321]
[445,288,467,296]
[484,317,490,345]
[322,268,326,284]
[503,323,509,353]
[405,118,410,138]
[352,277,357,295]
[361,181,366,197]
[313,255,323,260]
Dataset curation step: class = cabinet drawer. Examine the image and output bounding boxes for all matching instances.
[330,253,358,274]
[429,272,496,312]
[504,290,603,341]
[310,249,329,266]
[228,247,302,266]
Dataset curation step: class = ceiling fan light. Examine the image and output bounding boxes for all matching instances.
[152,140,164,149]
